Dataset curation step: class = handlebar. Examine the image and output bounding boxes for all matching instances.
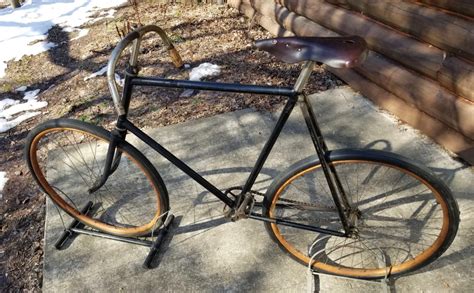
[107,25,183,115]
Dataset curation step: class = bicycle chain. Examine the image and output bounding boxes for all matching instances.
[277,197,336,210]
[224,186,336,210]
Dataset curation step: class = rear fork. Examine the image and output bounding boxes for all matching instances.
[299,94,356,237]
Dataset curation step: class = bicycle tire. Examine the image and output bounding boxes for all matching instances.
[263,149,459,279]
[25,118,170,237]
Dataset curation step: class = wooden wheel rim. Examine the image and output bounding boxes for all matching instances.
[29,127,163,237]
[269,160,450,278]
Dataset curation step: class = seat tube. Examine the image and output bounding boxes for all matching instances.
[293,61,315,93]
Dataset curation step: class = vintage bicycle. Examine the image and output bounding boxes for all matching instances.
[25,25,459,279]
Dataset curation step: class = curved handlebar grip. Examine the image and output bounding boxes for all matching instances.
[168,47,184,68]
[107,25,183,115]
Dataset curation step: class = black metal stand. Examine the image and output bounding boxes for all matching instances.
[309,272,393,293]
[307,236,395,292]
[54,201,174,269]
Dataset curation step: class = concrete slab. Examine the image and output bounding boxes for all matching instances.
[43,86,473,292]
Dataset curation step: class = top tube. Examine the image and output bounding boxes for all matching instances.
[107,25,313,117]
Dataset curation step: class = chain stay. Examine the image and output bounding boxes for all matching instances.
[223,186,336,220]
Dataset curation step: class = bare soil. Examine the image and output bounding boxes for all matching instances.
[0,2,343,291]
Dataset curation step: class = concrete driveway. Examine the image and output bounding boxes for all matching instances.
[43,87,473,292]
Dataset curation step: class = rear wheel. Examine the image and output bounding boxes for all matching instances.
[263,150,459,279]
[25,119,169,237]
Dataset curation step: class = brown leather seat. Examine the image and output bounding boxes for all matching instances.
[254,36,367,68]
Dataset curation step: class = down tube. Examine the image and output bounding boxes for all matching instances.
[120,118,235,208]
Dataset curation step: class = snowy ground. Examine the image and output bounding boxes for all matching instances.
[0,0,126,78]
[0,0,128,208]
[0,171,6,199]
[0,89,46,132]
[0,0,127,133]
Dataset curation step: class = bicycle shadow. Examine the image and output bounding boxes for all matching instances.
[146,215,183,269]
[155,165,279,241]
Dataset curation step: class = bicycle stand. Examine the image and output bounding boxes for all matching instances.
[307,270,393,293]
[307,236,394,293]
[54,201,174,269]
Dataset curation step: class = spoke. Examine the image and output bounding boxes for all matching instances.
[355,163,361,204]
[357,238,386,268]
[55,142,94,188]
[69,131,99,180]
[359,166,390,206]
[372,170,407,211]
[52,185,79,210]
[254,159,448,276]
[59,131,143,226]
[342,170,353,206]
[62,131,95,180]
[88,137,101,176]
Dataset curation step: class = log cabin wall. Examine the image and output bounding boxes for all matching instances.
[228,0,474,164]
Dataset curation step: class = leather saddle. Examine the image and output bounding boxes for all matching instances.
[254,36,367,68]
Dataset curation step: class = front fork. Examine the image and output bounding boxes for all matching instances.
[88,127,126,193]
[88,65,136,194]
[299,94,355,236]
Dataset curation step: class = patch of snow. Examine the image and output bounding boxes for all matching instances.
[115,73,124,87]
[15,86,28,92]
[23,89,41,101]
[0,111,41,133]
[180,63,221,97]
[0,0,127,77]
[0,98,19,111]
[84,66,108,81]
[63,26,90,41]
[103,9,117,17]
[189,63,221,81]
[0,171,7,199]
[84,66,124,86]
[70,28,90,41]
[0,63,7,77]
[0,99,47,118]
[0,89,47,132]
[89,9,117,24]
[62,26,76,33]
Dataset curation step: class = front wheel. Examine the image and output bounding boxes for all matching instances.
[263,150,459,279]
[25,119,170,237]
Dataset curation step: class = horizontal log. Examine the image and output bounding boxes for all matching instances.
[326,0,474,60]
[275,5,337,37]
[330,68,474,164]
[276,0,445,79]
[416,0,474,18]
[269,4,474,136]
[355,51,474,138]
[229,1,293,37]
[438,57,474,102]
[243,0,474,101]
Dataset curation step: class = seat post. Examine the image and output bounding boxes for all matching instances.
[293,61,314,93]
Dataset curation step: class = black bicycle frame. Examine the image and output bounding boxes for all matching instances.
[119,73,299,207]
[100,67,348,238]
